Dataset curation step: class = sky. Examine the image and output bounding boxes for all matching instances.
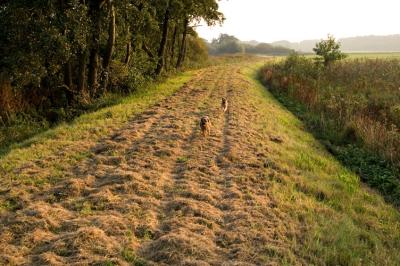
[196,0,400,43]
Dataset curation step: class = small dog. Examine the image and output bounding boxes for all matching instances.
[221,98,228,113]
[200,116,211,137]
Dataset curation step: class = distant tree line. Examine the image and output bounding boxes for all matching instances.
[207,34,293,56]
[0,0,223,122]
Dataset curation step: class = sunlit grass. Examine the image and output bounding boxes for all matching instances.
[346,52,400,59]
[0,71,195,189]
[302,52,400,60]
[244,64,400,265]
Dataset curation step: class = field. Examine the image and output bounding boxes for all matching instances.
[302,52,400,60]
[346,52,400,59]
[1,58,399,265]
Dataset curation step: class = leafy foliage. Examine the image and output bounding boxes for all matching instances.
[313,35,347,66]
[0,0,223,103]
[245,43,293,55]
[208,34,244,54]
[0,0,223,143]
[207,34,292,55]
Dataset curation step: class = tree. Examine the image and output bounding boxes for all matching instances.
[209,34,243,55]
[0,0,223,121]
[175,0,224,69]
[155,0,171,75]
[313,34,347,66]
[244,43,293,55]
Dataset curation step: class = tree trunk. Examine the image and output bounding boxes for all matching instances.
[77,51,87,93]
[169,24,178,67]
[103,1,115,70]
[60,0,73,94]
[88,0,103,95]
[124,26,132,65]
[176,17,188,69]
[101,1,115,93]
[155,3,170,76]
[124,42,132,65]
[142,42,155,59]
[183,35,188,62]
[63,60,73,90]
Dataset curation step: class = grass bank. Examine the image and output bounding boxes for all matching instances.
[0,71,195,193]
[244,64,400,265]
[259,55,400,207]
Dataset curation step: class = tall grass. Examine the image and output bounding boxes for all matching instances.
[260,54,400,205]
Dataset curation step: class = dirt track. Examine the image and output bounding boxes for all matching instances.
[0,64,302,265]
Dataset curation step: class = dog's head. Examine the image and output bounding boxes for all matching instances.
[201,116,210,125]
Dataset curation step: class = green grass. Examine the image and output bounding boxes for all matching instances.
[259,54,400,208]
[244,64,400,265]
[303,52,400,60]
[1,58,399,264]
[0,71,195,190]
[346,52,400,59]
[270,90,400,207]
[121,248,147,265]
[176,156,189,164]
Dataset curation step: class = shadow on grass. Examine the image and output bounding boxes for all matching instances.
[0,93,126,159]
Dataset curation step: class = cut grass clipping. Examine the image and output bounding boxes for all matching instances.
[0,71,194,191]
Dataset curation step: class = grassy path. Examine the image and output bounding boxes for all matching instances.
[1,61,399,265]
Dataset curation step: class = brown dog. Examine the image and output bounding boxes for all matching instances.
[200,116,211,137]
[221,97,228,113]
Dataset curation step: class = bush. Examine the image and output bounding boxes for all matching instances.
[313,35,347,66]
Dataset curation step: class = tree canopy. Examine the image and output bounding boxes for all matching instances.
[0,0,224,119]
[207,34,293,56]
[313,35,347,66]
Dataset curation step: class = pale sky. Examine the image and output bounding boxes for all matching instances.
[196,0,400,43]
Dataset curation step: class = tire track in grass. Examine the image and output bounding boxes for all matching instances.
[141,67,233,264]
[0,63,306,265]
[0,67,223,265]
[214,71,302,265]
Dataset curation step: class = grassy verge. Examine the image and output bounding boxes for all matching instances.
[0,71,195,191]
[244,64,400,265]
[273,92,400,207]
[258,55,400,207]
[0,92,141,155]
[302,52,400,60]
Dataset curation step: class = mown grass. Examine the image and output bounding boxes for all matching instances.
[0,82,180,156]
[259,55,400,207]
[0,71,194,194]
[244,64,400,265]
[0,55,258,153]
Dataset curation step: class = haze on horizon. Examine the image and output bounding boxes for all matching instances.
[196,0,400,43]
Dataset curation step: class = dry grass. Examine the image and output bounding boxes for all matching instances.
[260,56,400,166]
[0,57,399,265]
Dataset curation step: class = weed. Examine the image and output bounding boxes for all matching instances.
[177,156,189,163]
[135,225,155,240]
[121,248,147,265]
